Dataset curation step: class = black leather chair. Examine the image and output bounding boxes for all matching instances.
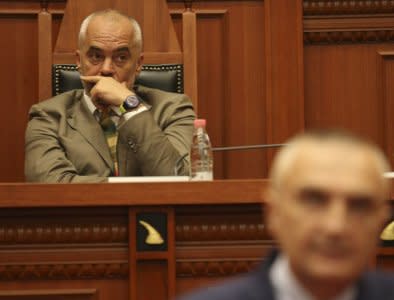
[52,64,184,96]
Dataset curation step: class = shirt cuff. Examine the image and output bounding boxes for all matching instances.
[120,104,148,123]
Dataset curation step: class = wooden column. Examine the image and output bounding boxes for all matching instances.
[38,0,52,101]
[128,207,176,300]
[264,0,305,163]
[182,1,198,111]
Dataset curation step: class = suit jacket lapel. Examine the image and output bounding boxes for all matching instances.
[66,93,114,170]
[243,251,277,300]
[354,273,378,300]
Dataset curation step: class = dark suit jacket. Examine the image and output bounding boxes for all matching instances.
[25,85,195,182]
[177,252,394,300]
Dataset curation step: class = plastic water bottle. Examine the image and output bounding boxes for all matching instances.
[189,119,213,180]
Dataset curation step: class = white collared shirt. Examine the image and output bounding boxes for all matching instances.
[269,254,356,300]
[83,91,147,127]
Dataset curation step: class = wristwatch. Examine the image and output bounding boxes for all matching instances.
[122,94,140,111]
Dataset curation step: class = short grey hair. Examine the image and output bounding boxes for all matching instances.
[78,9,143,51]
[269,129,391,197]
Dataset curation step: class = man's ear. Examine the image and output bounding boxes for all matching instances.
[75,50,81,71]
[136,54,144,74]
[264,186,280,238]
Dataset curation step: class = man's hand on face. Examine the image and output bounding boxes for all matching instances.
[80,75,132,109]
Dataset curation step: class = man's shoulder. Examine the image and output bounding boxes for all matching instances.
[31,89,84,112]
[360,270,394,299]
[177,276,251,300]
[135,85,191,106]
[177,270,271,300]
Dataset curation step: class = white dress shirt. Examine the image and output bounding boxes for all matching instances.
[83,92,147,127]
[269,254,356,300]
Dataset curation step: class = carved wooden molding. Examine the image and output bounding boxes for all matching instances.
[0,222,270,244]
[176,223,267,241]
[304,0,394,15]
[304,29,394,44]
[176,259,261,277]
[0,261,128,280]
[0,223,127,244]
[304,16,394,44]
[0,289,97,300]
[0,0,66,2]
[0,259,265,280]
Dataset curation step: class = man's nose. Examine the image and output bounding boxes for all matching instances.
[100,57,114,76]
[323,199,348,234]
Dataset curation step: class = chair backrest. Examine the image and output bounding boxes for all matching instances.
[52,64,184,96]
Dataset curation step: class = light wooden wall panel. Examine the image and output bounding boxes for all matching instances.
[304,44,389,140]
[170,1,268,179]
[0,1,65,182]
[303,1,394,168]
[0,14,38,182]
[378,52,394,169]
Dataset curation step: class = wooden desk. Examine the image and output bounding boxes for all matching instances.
[0,180,267,300]
[0,180,392,300]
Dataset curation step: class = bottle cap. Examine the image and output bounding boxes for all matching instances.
[194,119,206,128]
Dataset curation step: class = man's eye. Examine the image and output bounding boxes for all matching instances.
[348,197,374,214]
[298,189,328,207]
[114,53,129,64]
[88,52,104,63]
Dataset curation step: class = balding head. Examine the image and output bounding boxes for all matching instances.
[78,9,143,53]
[76,9,145,92]
[269,130,390,199]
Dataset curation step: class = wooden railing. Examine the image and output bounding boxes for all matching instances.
[0,180,392,300]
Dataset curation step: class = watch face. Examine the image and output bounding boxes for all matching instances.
[123,95,140,109]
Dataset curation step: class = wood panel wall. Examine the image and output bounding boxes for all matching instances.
[170,1,268,179]
[1,0,394,182]
[303,1,394,169]
[0,1,64,182]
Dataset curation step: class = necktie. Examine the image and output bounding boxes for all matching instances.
[99,108,119,176]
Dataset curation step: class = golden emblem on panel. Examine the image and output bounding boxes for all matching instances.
[380,221,394,240]
[139,220,164,245]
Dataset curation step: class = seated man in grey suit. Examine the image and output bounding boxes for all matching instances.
[25,9,195,182]
[178,130,394,300]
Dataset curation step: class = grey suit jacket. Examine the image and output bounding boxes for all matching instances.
[177,252,394,300]
[25,85,195,182]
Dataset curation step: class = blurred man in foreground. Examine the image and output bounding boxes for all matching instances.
[25,9,195,182]
[178,130,394,300]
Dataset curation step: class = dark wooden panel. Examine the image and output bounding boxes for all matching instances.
[0,0,65,184]
[0,14,38,182]
[304,44,394,151]
[378,52,394,173]
[303,2,394,167]
[136,261,169,299]
[171,10,228,179]
[377,248,394,271]
[264,0,305,167]
[170,1,267,179]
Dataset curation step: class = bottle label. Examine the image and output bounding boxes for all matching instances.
[190,171,213,181]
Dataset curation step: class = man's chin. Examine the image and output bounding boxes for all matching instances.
[304,260,361,282]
